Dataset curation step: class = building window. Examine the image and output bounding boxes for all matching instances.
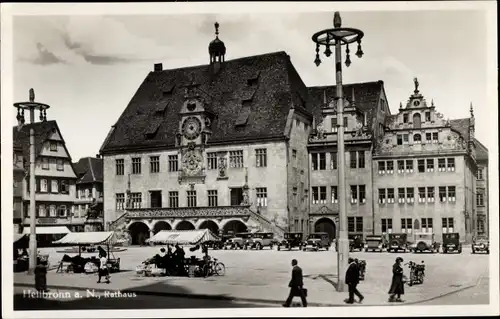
[317,186,327,204]
[169,191,179,208]
[292,149,297,161]
[312,187,319,204]
[477,189,485,206]
[256,149,267,167]
[427,187,435,202]
[343,117,348,131]
[406,187,414,204]
[39,179,47,193]
[447,186,456,202]
[130,193,142,209]
[421,218,433,233]
[439,186,447,202]
[447,158,455,172]
[132,158,142,174]
[417,159,425,173]
[405,160,413,173]
[378,161,385,174]
[401,218,413,234]
[312,153,318,170]
[229,150,244,168]
[478,218,485,235]
[208,190,218,207]
[477,168,484,180]
[358,151,365,168]
[168,155,178,172]
[398,188,405,204]
[425,112,431,122]
[57,205,68,217]
[350,151,357,168]
[60,180,69,194]
[42,157,49,170]
[378,188,386,204]
[386,161,394,174]
[387,188,395,204]
[187,190,197,207]
[116,159,124,175]
[116,193,125,211]
[438,158,446,172]
[432,132,439,143]
[49,205,57,217]
[397,135,403,145]
[319,153,326,170]
[150,190,162,208]
[418,187,426,203]
[256,187,268,207]
[442,217,454,233]
[426,159,434,172]
[348,217,363,233]
[350,185,358,204]
[51,180,59,193]
[56,159,64,171]
[403,114,409,123]
[150,156,160,173]
[425,132,432,142]
[381,218,393,234]
[38,204,46,217]
[50,141,57,151]
[331,186,338,203]
[331,118,338,132]
[207,152,218,170]
[330,152,337,170]
[403,134,409,145]
[397,160,405,173]
[359,185,366,204]
[413,134,422,144]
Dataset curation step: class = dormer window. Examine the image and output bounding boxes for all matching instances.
[425,111,431,122]
[403,114,409,123]
[413,134,422,144]
[50,142,57,151]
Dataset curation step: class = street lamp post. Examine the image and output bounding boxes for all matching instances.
[14,88,50,274]
[312,11,364,293]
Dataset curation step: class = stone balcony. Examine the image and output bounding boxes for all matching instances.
[126,205,252,220]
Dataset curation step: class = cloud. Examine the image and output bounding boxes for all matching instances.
[30,42,66,65]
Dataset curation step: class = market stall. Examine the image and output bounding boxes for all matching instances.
[52,231,121,274]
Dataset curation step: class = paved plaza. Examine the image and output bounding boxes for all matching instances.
[13,245,490,308]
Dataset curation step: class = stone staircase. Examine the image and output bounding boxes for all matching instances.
[108,212,132,246]
[246,207,286,241]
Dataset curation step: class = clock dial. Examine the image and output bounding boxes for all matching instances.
[182,150,202,175]
[182,117,202,140]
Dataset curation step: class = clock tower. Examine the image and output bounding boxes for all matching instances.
[176,76,215,184]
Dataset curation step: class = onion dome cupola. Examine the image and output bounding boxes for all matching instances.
[209,22,226,64]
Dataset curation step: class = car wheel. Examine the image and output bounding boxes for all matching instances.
[303,248,306,251]
[277,246,281,251]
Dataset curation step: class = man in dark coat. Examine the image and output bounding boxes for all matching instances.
[345,257,364,304]
[283,259,307,307]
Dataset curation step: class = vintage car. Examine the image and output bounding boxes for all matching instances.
[225,233,252,250]
[364,235,385,252]
[245,232,276,250]
[410,233,439,253]
[472,236,489,254]
[387,233,409,253]
[349,234,364,252]
[278,232,303,251]
[441,233,462,254]
[303,232,330,251]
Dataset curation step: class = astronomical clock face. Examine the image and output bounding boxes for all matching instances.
[181,116,202,140]
[182,150,203,175]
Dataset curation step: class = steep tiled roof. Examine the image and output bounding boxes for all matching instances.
[449,118,470,141]
[73,157,103,183]
[307,81,384,131]
[13,120,58,159]
[474,138,488,161]
[100,51,312,154]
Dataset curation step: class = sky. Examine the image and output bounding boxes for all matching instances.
[9,7,494,161]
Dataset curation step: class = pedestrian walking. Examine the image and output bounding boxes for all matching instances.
[97,248,110,284]
[283,259,307,307]
[388,257,405,302]
[345,257,364,304]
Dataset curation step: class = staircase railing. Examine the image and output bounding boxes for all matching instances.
[108,211,129,231]
[247,208,286,239]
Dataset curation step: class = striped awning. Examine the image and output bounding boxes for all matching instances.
[146,229,220,245]
[52,231,115,245]
[23,226,71,235]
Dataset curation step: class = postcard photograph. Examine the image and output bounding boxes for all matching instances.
[1,1,498,318]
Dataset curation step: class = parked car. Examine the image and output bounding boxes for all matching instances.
[364,235,385,252]
[472,236,489,254]
[225,233,252,249]
[303,232,330,251]
[387,233,409,253]
[278,232,303,251]
[410,233,439,253]
[245,232,276,250]
[441,233,462,254]
[349,234,364,252]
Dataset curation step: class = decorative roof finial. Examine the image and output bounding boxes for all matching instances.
[29,88,35,102]
[333,12,342,28]
[399,102,403,109]
[431,99,434,107]
[215,22,220,37]
[413,77,419,94]
[470,102,474,118]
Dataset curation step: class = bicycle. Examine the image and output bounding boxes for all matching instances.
[201,258,226,277]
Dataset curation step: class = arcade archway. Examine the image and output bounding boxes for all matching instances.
[153,221,172,234]
[223,220,248,234]
[128,221,150,246]
[314,218,336,241]
[176,220,195,230]
[199,220,219,234]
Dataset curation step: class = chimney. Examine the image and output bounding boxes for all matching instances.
[96,154,100,159]
[154,63,163,72]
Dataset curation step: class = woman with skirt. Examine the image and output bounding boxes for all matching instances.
[97,247,110,284]
[388,257,405,302]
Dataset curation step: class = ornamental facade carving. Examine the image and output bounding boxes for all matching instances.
[127,206,252,219]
